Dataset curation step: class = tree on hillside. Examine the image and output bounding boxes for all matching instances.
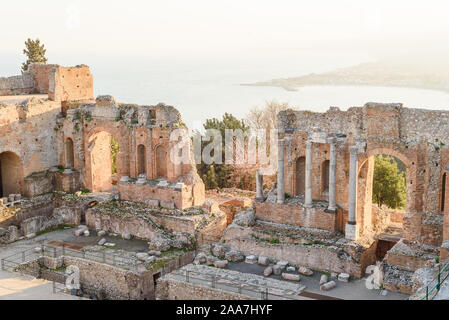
[195,113,250,190]
[22,38,48,72]
[372,155,406,209]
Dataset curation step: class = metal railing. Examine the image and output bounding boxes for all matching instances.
[169,268,304,300]
[417,260,449,300]
[1,244,140,272]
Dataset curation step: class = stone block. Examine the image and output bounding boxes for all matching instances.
[272,264,283,275]
[214,260,228,269]
[277,261,289,269]
[258,256,270,266]
[148,250,162,257]
[282,273,301,281]
[264,266,273,277]
[160,201,175,209]
[136,253,149,262]
[338,273,350,282]
[145,199,160,208]
[320,281,336,291]
[245,255,258,264]
[98,238,106,246]
[286,266,296,272]
[122,233,132,240]
[298,266,313,276]
[320,274,329,285]
[225,250,245,262]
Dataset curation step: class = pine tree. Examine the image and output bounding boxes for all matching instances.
[22,38,48,72]
[372,155,406,209]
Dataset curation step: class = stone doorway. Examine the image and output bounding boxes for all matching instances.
[295,157,305,195]
[155,145,167,178]
[88,132,116,192]
[0,151,23,197]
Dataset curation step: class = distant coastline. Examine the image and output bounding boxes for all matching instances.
[242,60,449,93]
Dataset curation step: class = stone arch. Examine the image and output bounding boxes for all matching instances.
[322,160,330,194]
[155,145,167,179]
[137,144,146,176]
[356,148,409,238]
[0,151,24,197]
[65,137,75,168]
[295,156,305,195]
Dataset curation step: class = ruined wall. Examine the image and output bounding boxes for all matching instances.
[48,65,94,103]
[0,98,61,197]
[277,103,449,243]
[0,73,34,95]
[156,277,252,300]
[254,201,341,232]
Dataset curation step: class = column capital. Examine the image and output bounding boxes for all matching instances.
[327,137,336,145]
[306,140,313,148]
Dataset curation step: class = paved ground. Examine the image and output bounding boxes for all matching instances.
[228,262,409,300]
[0,270,81,300]
[0,228,151,300]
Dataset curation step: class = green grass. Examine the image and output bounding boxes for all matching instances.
[36,225,73,236]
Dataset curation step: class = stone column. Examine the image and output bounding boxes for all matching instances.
[256,171,264,201]
[327,137,337,212]
[277,139,285,204]
[345,145,359,240]
[305,141,313,208]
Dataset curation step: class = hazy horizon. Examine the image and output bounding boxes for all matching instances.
[3,0,449,74]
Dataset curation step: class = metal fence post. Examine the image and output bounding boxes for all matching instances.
[212,275,216,288]
[112,254,116,266]
[22,251,25,263]
[62,245,65,256]
[437,265,441,292]
[53,247,56,258]
[102,251,106,263]
[1,259,4,271]
[239,283,242,294]
[186,270,190,283]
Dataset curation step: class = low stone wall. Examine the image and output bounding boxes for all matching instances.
[15,255,154,300]
[156,277,252,300]
[63,256,154,300]
[254,201,340,232]
[223,225,364,277]
[0,73,34,95]
[85,208,161,240]
[119,181,195,210]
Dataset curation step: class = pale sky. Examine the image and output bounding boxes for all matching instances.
[2,0,449,68]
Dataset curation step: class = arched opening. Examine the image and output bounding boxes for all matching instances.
[137,144,146,176]
[0,151,23,197]
[358,153,407,261]
[295,157,305,195]
[65,138,75,168]
[155,145,167,178]
[322,160,330,194]
[88,131,118,192]
[442,173,446,213]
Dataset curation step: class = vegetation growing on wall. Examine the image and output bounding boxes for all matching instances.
[111,136,119,174]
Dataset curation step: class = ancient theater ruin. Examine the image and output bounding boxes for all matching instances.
[222,103,449,295]
[1,63,448,299]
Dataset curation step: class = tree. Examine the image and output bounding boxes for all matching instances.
[22,38,48,72]
[195,113,250,190]
[245,100,291,131]
[372,155,406,209]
